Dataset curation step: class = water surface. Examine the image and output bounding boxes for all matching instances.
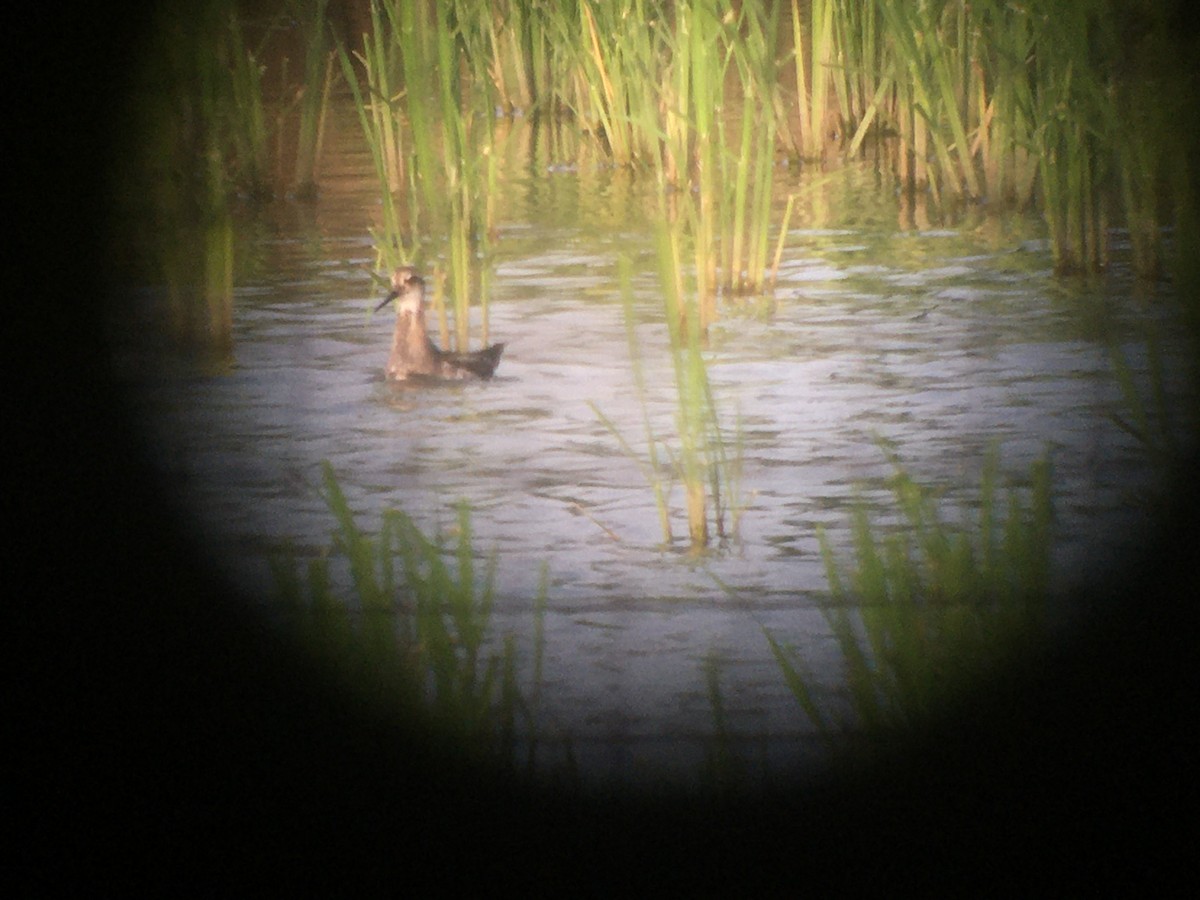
[118,110,1196,788]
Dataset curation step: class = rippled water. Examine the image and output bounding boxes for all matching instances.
[117,111,1196,788]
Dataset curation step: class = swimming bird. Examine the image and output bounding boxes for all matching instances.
[375,267,505,381]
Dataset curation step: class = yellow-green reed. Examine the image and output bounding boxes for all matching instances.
[460,0,574,116]
[640,0,789,311]
[790,0,886,166]
[766,444,1053,744]
[589,256,675,545]
[658,216,709,549]
[591,243,744,551]
[439,1,499,350]
[655,209,744,550]
[465,0,536,114]
[570,0,664,167]
[341,1,499,348]
[972,3,1038,207]
[287,0,336,198]
[337,0,412,269]
[861,0,1187,276]
[649,0,710,313]
[790,0,841,162]
[877,1,981,202]
[272,462,551,765]
[219,10,273,200]
[403,0,497,350]
[1026,1,1116,274]
[835,0,882,135]
[720,0,783,296]
[669,0,788,302]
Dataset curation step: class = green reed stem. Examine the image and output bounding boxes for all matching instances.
[338,1,412,268]
[223,10,272,199]
[290,0,334,196]
[203,215,234,357]
[657,216,710,549]
[624,255,675,542]
[768,443,1053,741]
[590,255,675,544]
[273,462,555,767]
[793,0,839,161]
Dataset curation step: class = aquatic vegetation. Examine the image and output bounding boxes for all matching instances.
[271,462,552,769]
[132,0,1199,360]
[118,0,344,358]
[1107,328,1196,491]
[710,0,788,298]
[284,1,337,199]
[148,0,337,204]
[340,0,500,350]
[578,0,789,304]
[591,255,743,551]
[337,0,412,266]
[322,0,1199,383]
[567,0,662,168]
[789,0,839,163]
[123,3,254,356]
[655,220,743,550]
[765,445,1053,746]
[589,257,675,543]
[786,0,1189,276]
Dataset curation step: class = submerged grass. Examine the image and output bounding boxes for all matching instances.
[272,462,554,770]
[766,443,1053,748]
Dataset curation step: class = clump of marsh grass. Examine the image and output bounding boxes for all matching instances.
[536,0,794,312]
[122,1,341,359]
[765,444,1053,749]
[124,1,260,358]
[655,0,792,307]
[789,2,1184,280]
[785,0,1184,277]
[655,220,744,550]
[590,255,744,552]
[271,462,552,770]
[337,0,413,269]
[710,0,789,299]
[588,256,675,543]
[280,0,337,199]
[339,0,500,350]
